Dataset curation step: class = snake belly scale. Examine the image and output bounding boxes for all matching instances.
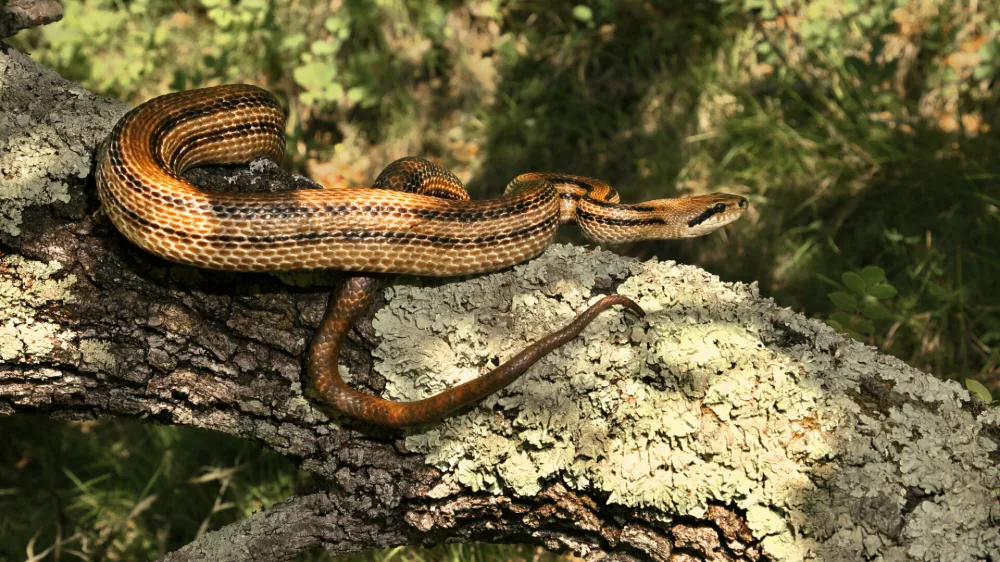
[96,84,748,427]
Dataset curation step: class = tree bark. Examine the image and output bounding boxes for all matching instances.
[1,43,998,562]
[0,0,62,39]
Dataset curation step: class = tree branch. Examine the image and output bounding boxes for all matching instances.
[0,0,62,39]
[1,43,998,562]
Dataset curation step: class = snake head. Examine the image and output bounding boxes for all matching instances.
[578,192,749,244]
[679,193,750,237]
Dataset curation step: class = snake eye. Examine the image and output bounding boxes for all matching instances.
[713,203,727,213]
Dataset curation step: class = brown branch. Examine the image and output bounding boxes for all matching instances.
[1,43,998,562]
[0,0,62,38]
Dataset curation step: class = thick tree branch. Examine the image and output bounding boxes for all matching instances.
[0,0,62,39]
[1,43,998,562]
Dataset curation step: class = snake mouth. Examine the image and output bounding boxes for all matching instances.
[687,206,721,228]
[687,195,749,228]
[670,194,748,238]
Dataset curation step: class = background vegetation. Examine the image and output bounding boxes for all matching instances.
[4,0,999,559]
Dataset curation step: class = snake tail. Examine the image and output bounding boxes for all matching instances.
[308,276,643,427]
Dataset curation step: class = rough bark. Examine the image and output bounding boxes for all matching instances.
[1,43,998,562]
[0,0,62,39]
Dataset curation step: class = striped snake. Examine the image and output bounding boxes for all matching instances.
[96,84,748,427]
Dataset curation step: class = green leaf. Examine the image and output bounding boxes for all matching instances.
[978,40,998,62]
[868,283,898,299]
[825,319,843,331]
[855,319,875,334]
[347,86,366,103]
[829,292,857,312]
[861,303,890,320]
[325,82,345,101]
[860,266,885,286]
[293,61,336,89]
[927,282,951,300]
[281,33,307,51]
[323,16,351,40]
[842,272,866,295]
[845,330,865,342]
[310,40,337,56]
[965,379,993,404]
[973,64,995,81]
[572,5,593,22]
[830,311,853,326]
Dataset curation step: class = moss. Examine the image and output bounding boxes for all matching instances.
[364,244,1000,561]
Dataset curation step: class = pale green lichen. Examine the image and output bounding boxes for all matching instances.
[0,48,126,236]
[363,243,1000,561]
[0,256,77,360]
[747,504,787,537]
[79,339,116,371]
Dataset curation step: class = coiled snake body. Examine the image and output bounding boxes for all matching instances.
[96,84,748,427]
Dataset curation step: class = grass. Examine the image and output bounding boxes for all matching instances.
[0,416,299,560]
[5,0,999,559]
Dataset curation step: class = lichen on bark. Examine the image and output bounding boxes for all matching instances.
[370,244,1000,561]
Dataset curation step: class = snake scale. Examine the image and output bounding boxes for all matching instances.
[96,84,748,427]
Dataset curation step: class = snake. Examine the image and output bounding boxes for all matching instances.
[95,84,748,428]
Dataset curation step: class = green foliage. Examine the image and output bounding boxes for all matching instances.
[571,5,594,26]
[0,417,299,560]
[973,21,1000,81]
[824,266,899,342]
[11,0,464,140]
[965,378,994,404]
[707,0,1000,383]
